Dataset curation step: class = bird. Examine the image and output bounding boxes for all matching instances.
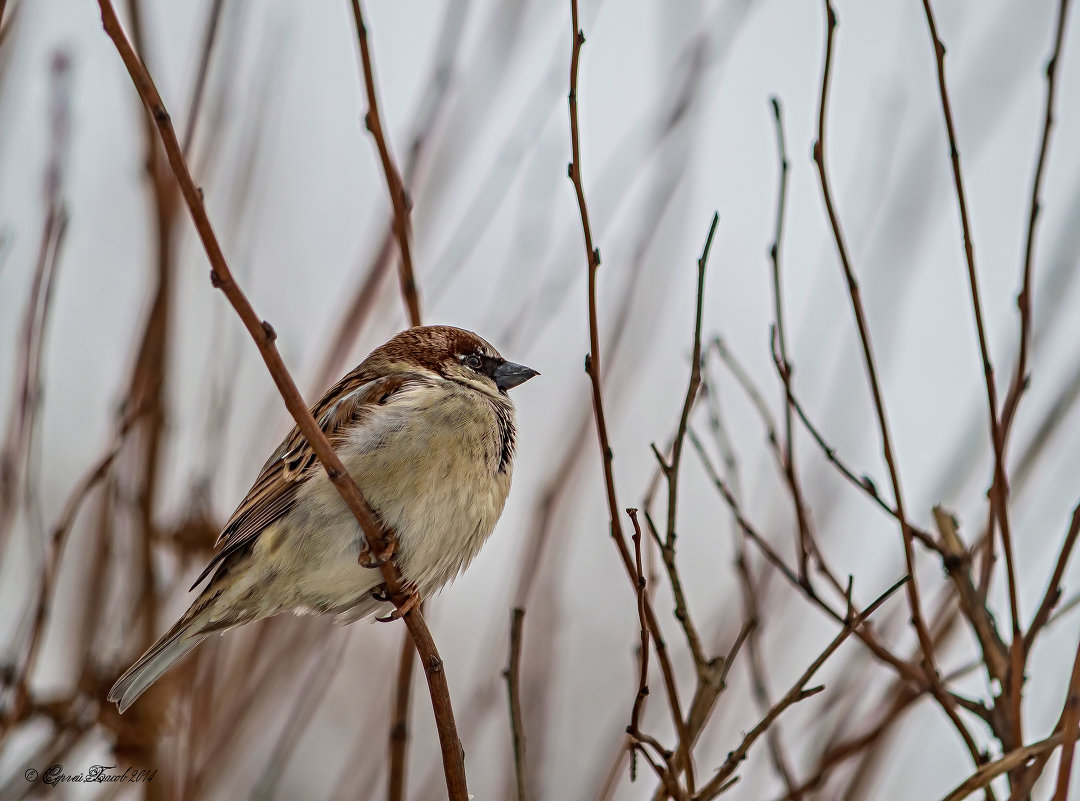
[108,325,537,713]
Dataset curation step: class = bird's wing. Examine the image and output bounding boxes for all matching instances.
[189,369,420,590]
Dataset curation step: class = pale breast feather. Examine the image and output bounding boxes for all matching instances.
[189,372,427,590]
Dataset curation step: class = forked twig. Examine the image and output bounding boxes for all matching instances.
[566,0,693,787]
[813,0,983,768]
[919,0,1023,751]
[652,211,719,674]
[693,577,908,801]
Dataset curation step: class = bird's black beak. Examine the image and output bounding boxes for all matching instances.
[493,361,539,391]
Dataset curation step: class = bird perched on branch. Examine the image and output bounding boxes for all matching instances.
[109,325,537,713]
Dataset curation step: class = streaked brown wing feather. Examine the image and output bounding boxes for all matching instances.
[189,370,416,589]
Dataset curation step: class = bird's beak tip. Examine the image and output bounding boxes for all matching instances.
[494,361,539,390]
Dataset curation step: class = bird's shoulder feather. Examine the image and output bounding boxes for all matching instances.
[189,368,431,590]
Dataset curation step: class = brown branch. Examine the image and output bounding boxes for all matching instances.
[814,0,926,659]
[764,341,937,549]
[689,426,983,727]
[700,375,799,796]
[631,742,690,801]
[503,607,528,801]
[1025,502,1080,653]
[813,1,986,769]
[566,0,693,788]
[349,0,421,327]
[1052,632,1080,800]
[314,0,463,391]
[919,1,1024,752]
[652,212,719,675]
[351,1,433,783]
[766,96,813,582]
[693,577,908,801]
[932,507,1010,684]
[388,626,416,801]
[941,733,1065,801]
[94,3,466,798]
[627,510,652,742]
[1000,0,1073,444]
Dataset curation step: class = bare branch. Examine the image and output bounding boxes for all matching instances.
[388,627,416,801]
[940,733,1064,801]
[1025,502,1080,653]
[348,0,422,327]
[94,3,465,798]
[1000,0,1073,444]
[566,0,692,783]
[918,4,1023,751]
[1052,632,1080,800]
[694,577,908,801]
[813,0,984,767]
[504,608,528,801]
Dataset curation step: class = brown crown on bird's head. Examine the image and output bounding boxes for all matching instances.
[363,325,538,396]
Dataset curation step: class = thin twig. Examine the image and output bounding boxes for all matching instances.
[1000,0,1073,444]
[350,1,432,785]
[504,608,528,801]
[932,507,1010,684]
[1025,502,1080,653]
[388,627,416,801]
[694,577,908,801]
[766,97,813,582]
[1052,632,1080,800]
[654,212,719,674]
[764,342,937,549]
[349,0,421,327]
[567,0,693,787]
[813,0,983,768]
[627,510,651,742]
[941,733,1065,801]
[919,2,1023,753]
[701,371,799,796]
[94,4,466,798]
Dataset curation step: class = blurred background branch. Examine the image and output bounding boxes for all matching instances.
[1,0,1080,799]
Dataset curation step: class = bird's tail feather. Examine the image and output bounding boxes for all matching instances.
[107,619,210,714]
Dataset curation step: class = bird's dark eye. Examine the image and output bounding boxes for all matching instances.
[465,354,482,370]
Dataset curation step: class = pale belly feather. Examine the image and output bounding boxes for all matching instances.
[232,381,513,622]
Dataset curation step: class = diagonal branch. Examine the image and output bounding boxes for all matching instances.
[693,577,908,801]
[94,3,465,798]
[1025,502,1080,653]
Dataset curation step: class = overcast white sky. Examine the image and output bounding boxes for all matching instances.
[2,0,1080,799]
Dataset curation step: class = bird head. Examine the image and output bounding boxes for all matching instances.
[370,325,538,398]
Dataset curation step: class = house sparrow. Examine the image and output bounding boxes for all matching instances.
[109,325,537,713]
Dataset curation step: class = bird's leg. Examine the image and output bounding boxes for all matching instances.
[372,580,421,622]
[358,528,398,568]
